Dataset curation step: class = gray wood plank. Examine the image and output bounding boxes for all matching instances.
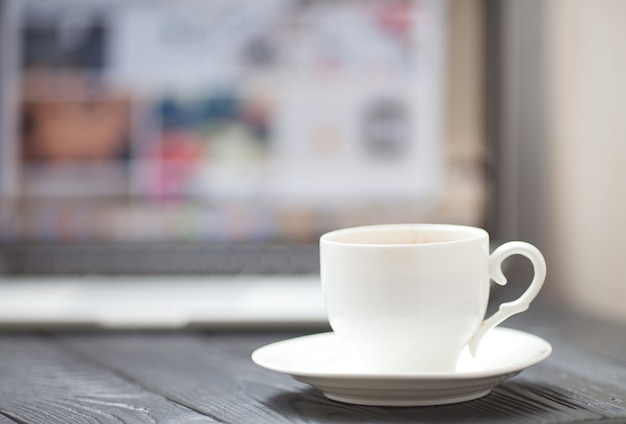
[60,330,626,424]
[0,414,18,423]
[61,333,309,424]
[0,334,217,424]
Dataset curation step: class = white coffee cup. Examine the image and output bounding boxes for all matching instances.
[320,224,546,373]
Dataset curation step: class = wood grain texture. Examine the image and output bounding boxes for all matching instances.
[60,328,626,424]
[0,303,623,424]
[61,332,309,424]
[0,414,18,423]
[0,334,216,424]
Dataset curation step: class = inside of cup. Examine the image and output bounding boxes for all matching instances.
[323,225,486,245]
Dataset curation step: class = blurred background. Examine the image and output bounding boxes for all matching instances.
[1,0,624,323]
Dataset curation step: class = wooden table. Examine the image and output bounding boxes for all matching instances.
[1,303,626,424]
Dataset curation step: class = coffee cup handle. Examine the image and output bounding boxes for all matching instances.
[468,241,547,356]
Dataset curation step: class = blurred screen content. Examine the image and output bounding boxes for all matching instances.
[0,0,473,245]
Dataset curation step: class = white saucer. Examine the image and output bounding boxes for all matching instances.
[252,327,551,406]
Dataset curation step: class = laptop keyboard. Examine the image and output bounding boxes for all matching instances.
[0,242,320,275]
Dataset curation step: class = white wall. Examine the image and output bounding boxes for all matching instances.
[547,0,626,321]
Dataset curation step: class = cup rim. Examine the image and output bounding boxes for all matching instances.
[320,223,488,247]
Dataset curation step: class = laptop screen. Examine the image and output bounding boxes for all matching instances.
[0,0,486,274]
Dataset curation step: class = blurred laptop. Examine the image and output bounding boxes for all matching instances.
[0,0,490,329]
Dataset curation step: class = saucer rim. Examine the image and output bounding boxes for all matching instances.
[251,327,552,380]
